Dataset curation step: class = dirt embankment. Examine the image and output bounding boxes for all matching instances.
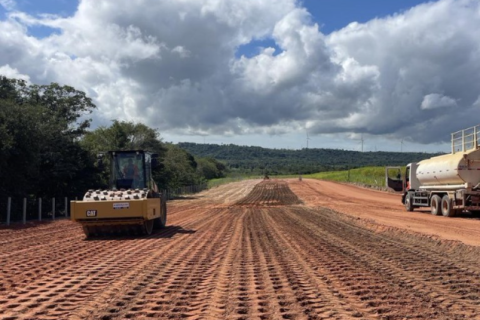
[0,179,479,320]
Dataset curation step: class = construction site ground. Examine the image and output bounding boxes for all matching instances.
[1,179,480,320]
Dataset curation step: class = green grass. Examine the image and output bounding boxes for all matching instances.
[304,166,404,188]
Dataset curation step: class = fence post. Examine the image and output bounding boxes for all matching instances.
[23,198,27,224]
[52,198,55,220]
[7,197,11,226]
[38,198,42,221]
[64,197,68,217]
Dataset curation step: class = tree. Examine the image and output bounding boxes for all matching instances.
[0,99,42,196]
[158,144,202,189]
[0,76,98,200]
[197,157,226,180]
[81,120,165,154]
[26,82,95,137]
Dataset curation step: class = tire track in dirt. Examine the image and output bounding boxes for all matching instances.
[2,233,176,319]
[235,180,302,207]
[1,179,480,320]
[246,208,350,320]
[0,203,226,319]
[87,208,238,320]
[0,221,79,251]
[0,208,217,295]
[253,208,364,319]
[289,179,480,246]
[276,206,480,319]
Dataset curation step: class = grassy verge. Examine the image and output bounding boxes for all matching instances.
[303,166,403,188]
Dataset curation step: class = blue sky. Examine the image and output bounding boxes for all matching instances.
[303,0,430,34]
[15,0,78,16]
[2,0,78,38]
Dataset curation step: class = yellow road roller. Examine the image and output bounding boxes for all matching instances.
[71,150,167,238]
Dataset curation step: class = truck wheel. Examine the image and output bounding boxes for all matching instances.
[405,194,414,212]
[470,210,480,217]
[441,195,455,217]
[430,195,441,216]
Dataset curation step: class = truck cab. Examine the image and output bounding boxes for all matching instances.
[404,163,420,191]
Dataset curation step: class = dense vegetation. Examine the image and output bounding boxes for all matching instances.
[0,76,99,200]
[178,143,440,175]
[0,76,226,210]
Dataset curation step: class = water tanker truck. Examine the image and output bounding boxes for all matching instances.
[388,125,480,217]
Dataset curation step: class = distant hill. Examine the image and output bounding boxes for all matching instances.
[177,142,441,175]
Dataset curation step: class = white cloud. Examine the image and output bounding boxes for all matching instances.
[323,0,480,142]
[473,96,480,108]
[0,0,479,145]
[0,64,30,82]
[0,0,15,11]
[421,93,457,110]
[171,46,191,58]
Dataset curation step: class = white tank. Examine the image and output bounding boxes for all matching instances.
[416,148,480,187]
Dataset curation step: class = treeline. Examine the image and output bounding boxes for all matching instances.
[178,142,441,175]
[0,76,226,204]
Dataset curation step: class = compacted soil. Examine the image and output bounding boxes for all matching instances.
[1,179,480,320]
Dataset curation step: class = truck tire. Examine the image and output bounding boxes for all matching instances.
[405,194,414,212]
[431,195,441,216]
[471,210,480,217]
[441,195,455,217]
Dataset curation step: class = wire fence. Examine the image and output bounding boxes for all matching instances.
[207,176,246,189]
[0,195,83,226]
[163,183,208,200]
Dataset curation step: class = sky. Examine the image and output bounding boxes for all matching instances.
[1,0,479,153]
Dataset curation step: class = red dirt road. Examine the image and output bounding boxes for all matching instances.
[1,179,480,320]
[289,179,480,246]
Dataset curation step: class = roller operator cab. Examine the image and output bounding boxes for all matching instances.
[70,150,167,238]
[397,125,480,217]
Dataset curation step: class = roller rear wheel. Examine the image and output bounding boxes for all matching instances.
[82,226,91,238]
[142,220,154,235]
[154,201,167,229]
